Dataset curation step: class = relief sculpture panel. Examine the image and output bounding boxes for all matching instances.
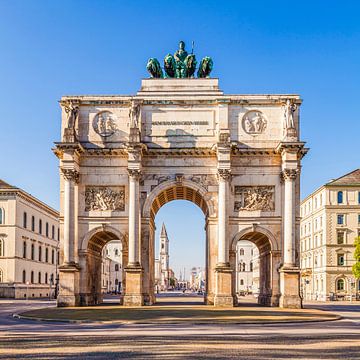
[85,186,125,211]
[234,186,275,211]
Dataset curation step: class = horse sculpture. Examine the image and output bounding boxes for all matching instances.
[146,58,163,78]
[197,56,213,78]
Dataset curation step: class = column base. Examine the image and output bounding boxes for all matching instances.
[279,266,302,309]
[214,265,235,307]
[205,293,214,305]
[57,264,81,307]
[123,266,144,306]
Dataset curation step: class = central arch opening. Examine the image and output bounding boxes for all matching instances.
[147,183,211,306]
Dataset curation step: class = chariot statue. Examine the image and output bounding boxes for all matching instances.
[146,41,213,79]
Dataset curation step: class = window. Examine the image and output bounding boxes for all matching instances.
[337,231,345,244]
[315,198,317,209]
[115,264,119,271]
[240,279,244,285]
[0,239,4,257]
[240,248,244,256]
[46,222,49,237]
[51,225,55,239]
[337,191,343,204]
[358,191,360,204]
[250,262,253,271]
[30,271,34,284]
[319,194,323,206]
[51,249,55,264]
[57,228,60,241]
[0,208,4,224]
[39,219,42,234]
[22,270,26,283]
[0,269,3,282]
[31,216,35,231]
[23,212,27,228]
[115,279,118,285]
[337,278,345,291]
[242,263,246,271]
[23,241,27,258]
[45,248,48,263]
[38,272,41,284]
[337,254,345,266]
[115,249,119,256]
[31,244,35,260]
[45,273,48,284]
[358,214,360,224]
[337,214,344,225]
[57,251,59,265]
[38,246,42,262]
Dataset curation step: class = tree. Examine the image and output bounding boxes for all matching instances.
[352,237,360,279]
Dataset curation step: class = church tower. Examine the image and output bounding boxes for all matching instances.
[160,223,169,271]
[159,223,170,289]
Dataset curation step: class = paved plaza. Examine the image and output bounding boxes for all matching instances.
[0,294,359,359]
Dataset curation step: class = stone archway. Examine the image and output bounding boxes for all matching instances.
[140,179,218,305]
[230,226,281,306]
[77,225,127,306]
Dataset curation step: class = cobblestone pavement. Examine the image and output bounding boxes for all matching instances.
[0,296,359,359]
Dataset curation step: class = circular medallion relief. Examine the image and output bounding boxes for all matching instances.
[93,111,117,137]
[242,110,267,135]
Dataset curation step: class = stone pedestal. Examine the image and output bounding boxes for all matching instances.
[214,266,235,307]
[57,264,80,307]
[123,266,144,306]
[279,267,302,309]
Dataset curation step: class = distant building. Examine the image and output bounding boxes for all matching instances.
[300,169,360,301]
[0,180,59,298]
[235,240,259,294]
[189,266,205,291]
[101,240,123,293]
[155,223,174,291]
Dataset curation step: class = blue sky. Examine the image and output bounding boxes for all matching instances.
[1,1,359,277]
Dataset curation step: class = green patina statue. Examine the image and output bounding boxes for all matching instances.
[146,41,213,79]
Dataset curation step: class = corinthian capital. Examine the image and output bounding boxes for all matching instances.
[217,168,231,181]
[281,168,299,181]
[61,168,80,183]
[128,169,141,180]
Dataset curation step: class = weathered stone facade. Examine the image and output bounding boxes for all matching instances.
[53,78,308,308]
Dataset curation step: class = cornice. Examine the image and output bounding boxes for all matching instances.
[231,147,278,156]
[52,142,85,159]
[143,148,216,157]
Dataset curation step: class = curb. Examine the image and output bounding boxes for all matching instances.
[12,312,342,326]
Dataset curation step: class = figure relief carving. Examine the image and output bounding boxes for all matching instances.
[63,101,80,142]
[61,169,80,183]
[234,186,275,211]
[217,169,231,181]
[129,100,141,128]
[93,111,117,137]
[281,169,299,181]
[189,174,217,190]
[128,169,142,180]
[85,186,125,211]
[283,99,297,138]
[242,110,267,135]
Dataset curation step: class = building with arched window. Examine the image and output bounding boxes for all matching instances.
[300,169,360,301]
[235,240,259,295]
[0,179,59,298]
[101,240,123,293]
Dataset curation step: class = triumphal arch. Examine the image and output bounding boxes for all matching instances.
[54,43,307,308]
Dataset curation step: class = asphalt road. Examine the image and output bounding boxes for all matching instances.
[0,298,359,359]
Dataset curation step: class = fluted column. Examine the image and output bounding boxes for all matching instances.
[282,168,298,267]
[217,169,231,266]
[128,169,141,267]
[61,169,79,265]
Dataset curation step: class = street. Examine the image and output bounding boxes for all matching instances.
[0,297,359,359]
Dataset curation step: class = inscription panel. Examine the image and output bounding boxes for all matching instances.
[145,109,215,137]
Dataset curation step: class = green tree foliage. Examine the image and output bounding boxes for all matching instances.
[352,237,360,279]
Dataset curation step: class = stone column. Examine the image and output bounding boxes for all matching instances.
[57,168,80,307]
[124,168,144,306]
[214,169,234,307]
[279,168,302,308]
[128,169,141,266]
[283,169,297,266]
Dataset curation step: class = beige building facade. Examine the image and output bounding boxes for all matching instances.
[101,240,123,294]
[300,169,360,301]
[0,180,59,298]
[54,77,307,308]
